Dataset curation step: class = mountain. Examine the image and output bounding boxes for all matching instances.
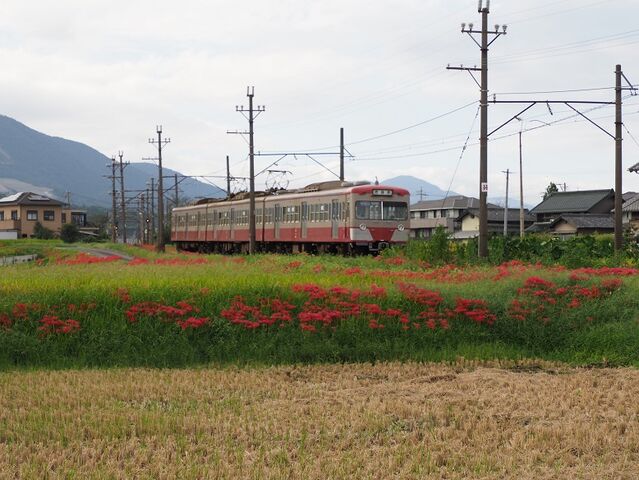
[0,115,224,207]
[382,175,460,202]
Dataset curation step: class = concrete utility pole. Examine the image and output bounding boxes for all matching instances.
[615,64,623,251]
[502,169,512,236]
[149,127,170,253]
[228,87,266,254]
[118,151,128,244]
[110,158,118,243]
[339,127,345,182]
[226,155,231,198]
[448,0,507,258]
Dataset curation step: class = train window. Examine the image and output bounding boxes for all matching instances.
[383,202,408,220]
[319,204,329,222]
[355,201,382,220]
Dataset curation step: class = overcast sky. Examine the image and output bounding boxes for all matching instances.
[1,0,638,204]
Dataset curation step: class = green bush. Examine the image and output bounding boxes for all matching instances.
[60,223,81,243]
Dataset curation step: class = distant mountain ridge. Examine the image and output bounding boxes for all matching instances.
[382,175,460,202]
[0,115,225,207]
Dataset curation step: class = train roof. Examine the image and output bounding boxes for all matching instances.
[174,181,409,211]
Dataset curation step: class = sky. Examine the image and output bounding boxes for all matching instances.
[0,0,638,205]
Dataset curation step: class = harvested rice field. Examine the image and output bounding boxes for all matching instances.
[1,361,638,479]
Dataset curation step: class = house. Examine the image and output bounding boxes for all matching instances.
[409,196,500,238]
[456,208,535,239]
[621,193,639,229]
[529,189,615,223]
[548,214,614,237]
[0,192,65,238]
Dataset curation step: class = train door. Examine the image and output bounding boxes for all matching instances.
[301,202,308,239]
[274,203,281,240]
[331,199,339,239]
[230,208,235,241]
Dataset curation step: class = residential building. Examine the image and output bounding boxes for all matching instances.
[548,214,614,237]
[456,208,535,239]
[0,192,65,238]
[529,189,615,223]
[410,196,500,238]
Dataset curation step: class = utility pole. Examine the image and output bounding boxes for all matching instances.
[339,127,345,182]
[149,126,170,253]
[502,169,512,236]
[226,155,232,198]
[145,187,151,243]
[448,0,507,258]
[138,194,144,244]
[110,158,117,243]
[174,173,179,208]
[228,87,266,254]
[149,178,155,244]
[518,128,524,238]
[118,151,128,244]
[615,64,623,251]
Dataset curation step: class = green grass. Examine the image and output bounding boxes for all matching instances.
[1,249,638,369]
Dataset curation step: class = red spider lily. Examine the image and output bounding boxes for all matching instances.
[57,253,121,265]
[38,315,80,335]
[284,261,303,270]
[176,317,209,330]
[343,267,362,276]
[0,313,12,329]
[116,288,131,304]
[397,283,443,308]
[454,298,496,325]
[127,258,150,266]
[312,264,324,273]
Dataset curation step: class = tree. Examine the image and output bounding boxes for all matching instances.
[60,223,81,243]
[543,182,559,200]
[33,221,54,239]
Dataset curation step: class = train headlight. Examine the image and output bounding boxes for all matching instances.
[359,224,367,231]
[397,224,405,231]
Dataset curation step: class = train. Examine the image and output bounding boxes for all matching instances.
[171,180,410,254]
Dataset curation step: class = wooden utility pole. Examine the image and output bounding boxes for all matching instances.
[149,178,155,244]
[518,129,524,238]
[149,126,170,253]
[226,155,231,198]
[229,87,265,254]
[110,158,117,243]
[502,169,512,236]
[339,127,345,182]
[615,64,623,251]
[118,151,127,244]
[447,0,506,257]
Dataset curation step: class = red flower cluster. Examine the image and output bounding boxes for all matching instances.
[125,300,200,323]
[454,298,496,325]
[38,315,80,335]
[57,253,122,265]
[221,296,295,329]
[508,275,623,323]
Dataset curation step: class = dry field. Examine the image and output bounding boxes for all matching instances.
[1,362,639,479]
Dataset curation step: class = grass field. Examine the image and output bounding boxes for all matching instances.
[1,362,638,479]
[1,245,639,368]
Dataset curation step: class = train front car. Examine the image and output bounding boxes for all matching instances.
[348,185,410,253]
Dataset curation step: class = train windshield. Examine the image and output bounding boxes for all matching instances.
[383,202,408,220]
[355,201,408,221]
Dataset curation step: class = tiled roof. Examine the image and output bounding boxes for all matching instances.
[551,214,614,230]
[411,195,499,210]
[463,208,535,223]
[530,189,614,214]
[0,192,63,206]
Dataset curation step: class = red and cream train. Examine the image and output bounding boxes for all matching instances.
[171,180,409,254]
